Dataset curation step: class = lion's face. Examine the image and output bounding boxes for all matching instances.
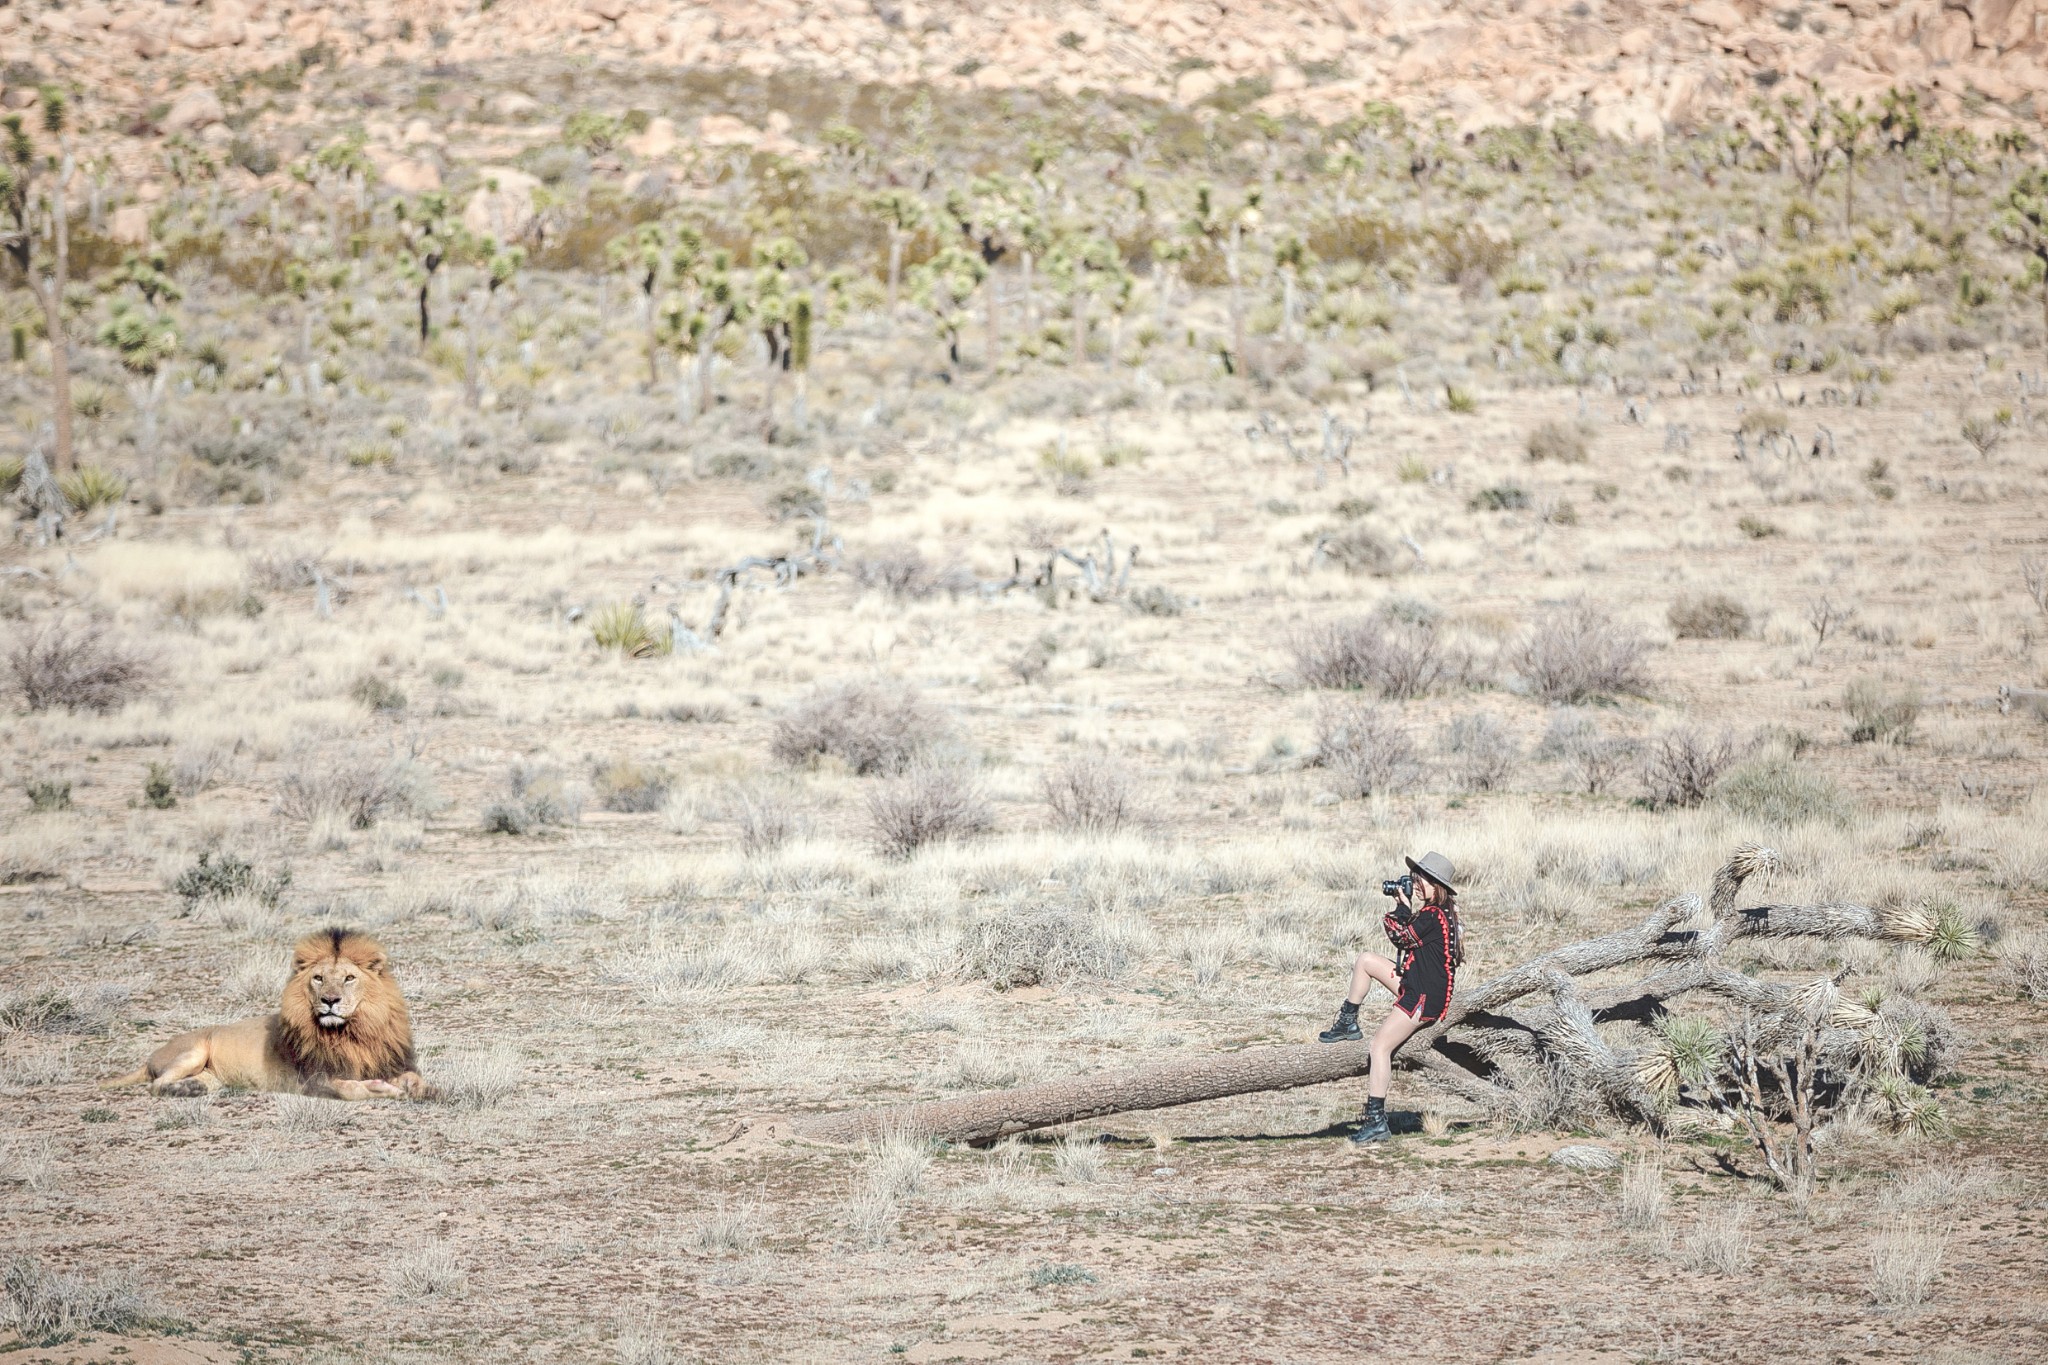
[300,953,372,1028]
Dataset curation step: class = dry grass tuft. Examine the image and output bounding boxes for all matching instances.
[437,1047,522,1110]
[965,899,1151,989]
[1667,592,1752,640]
[276,748,435,830]
[1290,608,1479,698]
[1995,931,2048,1003]
[689,1199,763,1256]
[1051,1133,1106,1184]
[1682,1203,1754,1275]
[1868,1216,1945,1310]
[1617,1152,1666,1231]
[385,1239,467,1302]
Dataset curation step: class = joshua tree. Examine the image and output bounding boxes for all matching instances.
[1273,232,1311,342]
[909,244,987,373]
[394,191,464,347]
[607,221,673,388]
[749,235,809,418]
[946,177,1019,367]
[0,91,78,474]
[98,250,181,458]
[657,246,746,419]
[1760,83,1836,196]
[1829,94,1876,229]
[1919,126,1981,231]
[867,189,926,315]
[455,237,524,409]
[296,132,373,251]
[1995,167,2048,338]
[283,254,348,374]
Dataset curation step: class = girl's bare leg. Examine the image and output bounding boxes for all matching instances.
[1347,951,1402,1005]
[1366,1006,1427,1100]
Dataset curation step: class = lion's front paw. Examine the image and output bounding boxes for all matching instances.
[361,1079,405,1098]
[397,1072,437,1100]
[156,1078,209,1098]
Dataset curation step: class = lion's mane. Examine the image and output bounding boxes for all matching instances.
[272,928,419,1082]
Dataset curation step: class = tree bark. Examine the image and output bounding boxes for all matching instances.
[791,847,1911,1147]
[44,143,77,476]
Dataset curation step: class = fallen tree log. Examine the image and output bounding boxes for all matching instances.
[792,846,1950,1147]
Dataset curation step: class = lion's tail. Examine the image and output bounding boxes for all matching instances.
[99,1068,150,1090]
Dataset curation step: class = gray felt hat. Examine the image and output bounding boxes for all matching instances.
[1406,851,1457,891]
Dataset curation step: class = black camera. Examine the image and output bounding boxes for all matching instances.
[1380,873,1413,900]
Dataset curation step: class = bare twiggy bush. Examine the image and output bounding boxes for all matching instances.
[866,763,994,858]
[1995,931,2048,1003]
[1868,1217,1945,1310]
[965,899,1152,989]
[8,619,156,713]
[851,543,969,599]
[1617,1152,1666,1231]
[1641,729,1742,809]
[2,1255,156,1343]
[1052,1133,1106,1183]
[1526,419,1589,463]
[1042,754,1135,834]
[1539,709,1636,796]
[1311,700,1415,797]
[1843,678,1922,744]
[277,749,436,829]
[770,679,944,775]
[1667,592,1752,640]
[438,1047,522,1110]
[1290,609,1479,698]
[1513,600,1649,703]
[731,783,807,855]
[385,1239,467,1301]
[1682,1204,1755,1275]
[1436,713,1520,792]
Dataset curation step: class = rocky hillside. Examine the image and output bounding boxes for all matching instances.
[7,0,2046,150]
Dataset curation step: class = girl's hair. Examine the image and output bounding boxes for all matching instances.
[1429,883,1466,969]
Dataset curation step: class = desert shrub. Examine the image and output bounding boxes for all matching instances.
[348,673,407,713]
[1466,483,1529,512]
[1843,678,1921,743]
[1512,600,1650,703]
[965,898,1150,989]
[1312,524,1400,576]
[1683,1204,1755,1276]
[1996,931,2048,1003]
[8,619,155,713]
[1667,592,1751,640]
[1437,713,1520,792]
[594,759,671,813]
[865,763,993,858]
[1,1254,157,1345]
[1641,729,1742,809]
[1126,583,1188,616]
[770,679,943,775]
[24,777,71,812]
[729,783,806,855]
[172,850,290,911]
[1042,754,1135,834]
[143,762,176,809]
[275,750,434,829]
[58,465,127,513]
[482,762,583,834]
[1526,420,1589,463]
[1713,757,1849,825]
[591,603,670,657]
[1290,607,1479,698]
[1312,700,1415,797]
[851,544,969,599]
[385,1239,467,1302]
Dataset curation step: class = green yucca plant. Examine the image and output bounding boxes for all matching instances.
[1635,1014,1721,1099]
[59,464,127,512]
[591,603,668,658]
[1887,896,1980,960]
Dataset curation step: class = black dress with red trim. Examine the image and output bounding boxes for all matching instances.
[1382,904,1455,1024]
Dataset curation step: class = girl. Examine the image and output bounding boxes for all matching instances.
[1316,851,1464,1144]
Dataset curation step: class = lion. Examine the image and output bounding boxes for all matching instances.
[103,927,435,1101]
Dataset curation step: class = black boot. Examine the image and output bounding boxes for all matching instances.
[1318,1000,1362,1043]
[1350,1096,1391,1145]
